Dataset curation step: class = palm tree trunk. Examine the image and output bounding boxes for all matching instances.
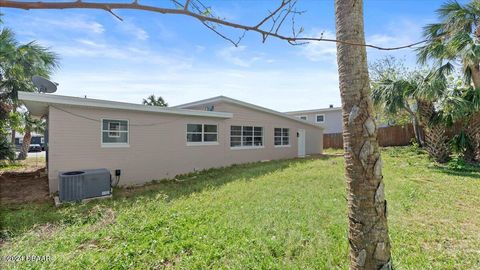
[17,127,31,160]
[335,0,391,269]
[10,104,17,144]
[404,103,424,147]
[464,65,480,163]
[464,111,480,163]
[412,116,424,147]
[417,100,450,163]
[424,123,450,163]
[11,129,16,144]
[470,64,480,89]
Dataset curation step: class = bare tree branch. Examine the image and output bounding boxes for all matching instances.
[0,0,428,50]
[275,1,296,35]
[184,0,190,11]
[254,0,290,29]
[104,5,124,21]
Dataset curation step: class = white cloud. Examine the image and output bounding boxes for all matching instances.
[53,66,341,111]
[365,18,425,66]
[117,20,149,40]
[36,37,192,68]
[298,30,337,63]
[32,15,104,34]
[195,45,206,53]
[217,46,263,67]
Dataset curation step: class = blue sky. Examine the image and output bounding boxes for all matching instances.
[1,0,463,111]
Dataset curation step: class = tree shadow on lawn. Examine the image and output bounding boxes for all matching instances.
[0,155,338,239]
[432,159,480,179]
[432,166,480,179]
[114,155,336,202]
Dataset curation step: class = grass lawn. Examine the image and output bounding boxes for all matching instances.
[1,147,479,269]
[0,156,46,172]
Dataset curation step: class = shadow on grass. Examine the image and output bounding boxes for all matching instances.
[0,155,337,239]
[432,157,480,179]
[114,155,335,202]
[432,165,480,179]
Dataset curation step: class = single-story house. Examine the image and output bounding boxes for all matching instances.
[285,105,343,134]
[19,92,324,193]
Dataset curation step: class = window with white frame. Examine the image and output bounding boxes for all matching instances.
[298,115,308,120]
[316,114,325,123]
[102,119,128,145]
[230,125,263,148]
[274,128,290,146]
[186,124,218,144]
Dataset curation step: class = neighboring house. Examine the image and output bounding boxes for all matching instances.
[285,105,343,134]
[19,92,324,193]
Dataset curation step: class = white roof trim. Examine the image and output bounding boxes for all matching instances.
[285,107,342,114]
[18,92,233,118]
[175,96,323,129]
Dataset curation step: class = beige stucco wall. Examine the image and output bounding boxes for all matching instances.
[47,103,322,193]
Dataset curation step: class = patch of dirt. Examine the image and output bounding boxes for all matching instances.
[0,167,50,205]
[78,239,101,250]
[89,205,116,229]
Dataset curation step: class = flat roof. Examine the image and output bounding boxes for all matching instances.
[175,95,323,129]
[18,92,233,118]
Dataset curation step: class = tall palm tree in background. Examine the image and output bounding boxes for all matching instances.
[372,66,453,163]
[0,19,58,160]
[417,0,480,163]
[335,0,391,268]
[371,67,425,147]
[142,94,168,107]
[415,66,453,163]
[442,84,480,161]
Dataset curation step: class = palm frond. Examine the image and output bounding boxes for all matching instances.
[436,1,464,18]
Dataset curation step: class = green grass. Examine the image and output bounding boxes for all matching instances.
[0,157,46,172]
[1,147,479,269]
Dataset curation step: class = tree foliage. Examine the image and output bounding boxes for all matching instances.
[370,56,460,162]
[0,18,59,161]
[142,94,168,107]
[417,0,480,163]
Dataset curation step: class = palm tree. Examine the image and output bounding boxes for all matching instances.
[417,0,480,162]
[0,22,58,156]
[17,113,45,160]
[414,66,453,163]
[442,85,480,162]
[372,76,425,147]
[335,0,391,268]
[142,94,168,107]
[372,66,453,163]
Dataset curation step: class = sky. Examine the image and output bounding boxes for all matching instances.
[0,0,467,111]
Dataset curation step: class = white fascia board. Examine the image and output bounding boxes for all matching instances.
[18,92,233,118]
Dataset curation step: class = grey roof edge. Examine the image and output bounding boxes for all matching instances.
[284,107,343,114]
[174,95,324,129]
[18,92,233,118]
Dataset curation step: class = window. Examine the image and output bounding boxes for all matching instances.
[230,125,263,148]
[186,124,218,145]
[102,119,128,146]
[316,114,325,123]
[108,122,121,137]
[274,128,290,146]
[298,115,308,121]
